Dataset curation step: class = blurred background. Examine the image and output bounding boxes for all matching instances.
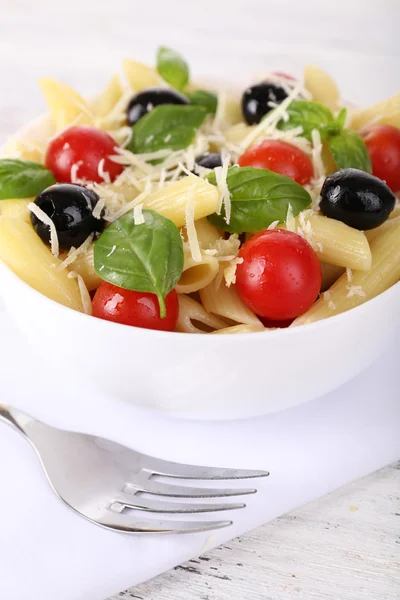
[0,0,398,142]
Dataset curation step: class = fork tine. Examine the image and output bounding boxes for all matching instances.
[128,480,257,498]
[114,493,246,513]
[142,456,269,480]
[97,512,232,534]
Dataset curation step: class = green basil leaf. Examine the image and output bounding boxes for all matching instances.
[278,100,335,141]
[207,166,312,234]
[334,108,347,131]
[328,130,372,173]
[0,159,56,200]
[156,46,189,91]
[128,105,207,155]
[94,209,183,318]
[186,90,218,115]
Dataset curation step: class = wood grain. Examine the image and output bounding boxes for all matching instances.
[115,462,400,600]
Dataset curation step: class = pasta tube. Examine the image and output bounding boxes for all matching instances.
[303,65,340,111]
[0,199,31,222]
[176,294,228,333]
[0,218,84,311]
[349,93,400,131]
[200,279,263,327]
[143,175,219,228]
[39,78,93,130]
[176,249,219,294]
[91,74,123,119]
[211,323,265,334]
[293,219,400,325]
[289,211,372,271]
[123,59,161,91]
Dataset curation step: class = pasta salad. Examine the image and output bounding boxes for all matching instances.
[0,47,399,334]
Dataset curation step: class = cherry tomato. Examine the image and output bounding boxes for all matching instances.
[92,282,179,331]
[361,124,400,192]
[236,230,322,320]
[45,126,124,184]
[271,71,296,81]
[238,140,314,185]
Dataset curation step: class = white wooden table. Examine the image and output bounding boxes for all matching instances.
[0,1,398,598]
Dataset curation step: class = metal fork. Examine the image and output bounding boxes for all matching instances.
[0,403,269,534]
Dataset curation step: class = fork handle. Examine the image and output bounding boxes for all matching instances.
[0,403,34,438]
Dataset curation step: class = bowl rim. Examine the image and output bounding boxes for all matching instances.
[1,110,399,342]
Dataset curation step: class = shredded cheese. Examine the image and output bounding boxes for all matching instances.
[185,185,202,263]
[214,153,231,222]
[68,271,92,314]
[133,203,145,225]
[224,257,244,287]
[70,160,85,184]
[92,197,106,219]
[346,267,353,283]
[267,220,280,230]
[346,285,366,298]
[311,129,325,179]
[97,158,111,183]
[27,202,59,257]
[285,203,296,232]
[59,233,93,270]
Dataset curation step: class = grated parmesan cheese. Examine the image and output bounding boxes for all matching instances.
[27,202,59,257]
[328,300,336,310]
[97,158,111,183]
[310,129,325,180]
[346,285,366,298]
[59,233,93,270]
[285,203,296,232]
[214,153,231,222]
[133,203,145,225]
[185,185,202,263]
[267,220,280,230]
[346,267,353,283]
[70,160,84,184]
[68,271,92,315]
[224,257,244,287]
[92,197,106,220]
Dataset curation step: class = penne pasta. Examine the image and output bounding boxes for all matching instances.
[39,78,93,131]
[287,211,372,271]
[349,93,400,130]
[59,245,102,292]
[176,294,228,333]
[194,218,221,248]
[176,249,219,294]
[365,216,400,244]
[211,323,265,334]
[91,74,124,119]
[320,261,345,292]
[143,175,219,228]
[0,218,84,311]
[200,277,263,327]
[293,219,400,326]
[123,59,162,91]
[0,199,31,222]
[303,65,340,111]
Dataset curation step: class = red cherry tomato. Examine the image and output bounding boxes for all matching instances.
[45,126,124,184]
[92,282,179,331]
[271,71,296,81]
[361,124,400,192]
[238,140,314,185]
[236,230,322,321]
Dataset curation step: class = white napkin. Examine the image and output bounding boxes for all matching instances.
[0,313,399,600]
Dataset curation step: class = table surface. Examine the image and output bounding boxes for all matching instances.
[0,1,398,598]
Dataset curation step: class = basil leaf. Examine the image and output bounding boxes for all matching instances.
[128,105,207,155]
[0,159,56,200]
[156,46,189,91]
[334,108,347,131]
[207,166,312,234]
[94,209,183,318]
[328,130,372,173]
[187,90,218,115]
[278,100,335,141]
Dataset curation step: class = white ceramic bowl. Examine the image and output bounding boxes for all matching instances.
[1,100,400,420]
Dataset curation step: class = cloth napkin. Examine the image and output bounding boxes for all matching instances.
[0,313,399,600]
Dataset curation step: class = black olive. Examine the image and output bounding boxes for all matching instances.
[195,153,224,170]
[31,184,105,250]
[319,168,396,230]
[127,87,189,125]
[241,82,288,125]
